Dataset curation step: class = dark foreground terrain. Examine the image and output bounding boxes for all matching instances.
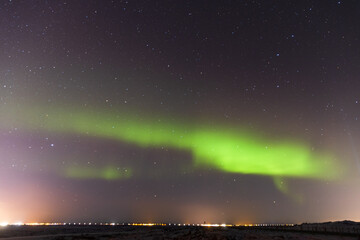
[0,222,359,240]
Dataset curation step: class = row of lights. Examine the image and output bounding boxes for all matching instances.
[236,223,294,227]
[0,222,23,227]
[0,222,294,227]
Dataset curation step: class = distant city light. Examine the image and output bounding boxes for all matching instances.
[0,222,295,228]
[12,222,24,226]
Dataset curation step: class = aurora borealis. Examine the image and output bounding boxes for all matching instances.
[1,103,340,179]
[1,0,360,225]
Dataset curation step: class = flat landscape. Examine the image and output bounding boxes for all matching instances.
[1,222,359,240]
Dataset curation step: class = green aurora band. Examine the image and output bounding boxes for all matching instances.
[65,166,132,180]
[1,105,340,180]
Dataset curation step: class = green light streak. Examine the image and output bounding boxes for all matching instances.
[273,177,288,194]
[190,129,332,178]
[0,104,340,180]
[65,166,132,180]
[273,177,304,203]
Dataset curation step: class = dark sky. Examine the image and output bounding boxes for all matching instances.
[1,0,360,224]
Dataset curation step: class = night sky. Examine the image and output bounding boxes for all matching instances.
[1,0,360,224]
